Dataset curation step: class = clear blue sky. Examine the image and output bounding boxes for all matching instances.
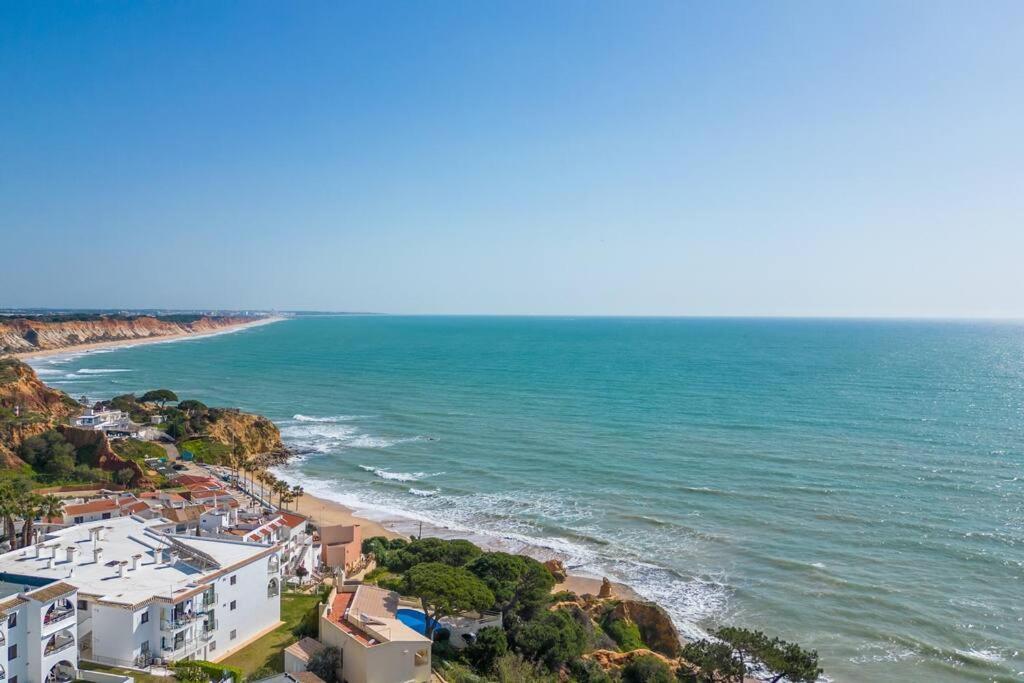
[2,2,1022,316]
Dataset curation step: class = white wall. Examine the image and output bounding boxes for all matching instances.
[208,551,280,660]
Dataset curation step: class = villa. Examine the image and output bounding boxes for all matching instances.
[318,584,431,683]
[0,516,283,674]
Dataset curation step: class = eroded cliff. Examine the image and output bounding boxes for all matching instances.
[0,315,262,354]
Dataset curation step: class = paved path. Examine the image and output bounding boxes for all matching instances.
[158,442,180,461]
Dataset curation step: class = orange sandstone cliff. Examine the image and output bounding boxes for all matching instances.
[0,315,262,355]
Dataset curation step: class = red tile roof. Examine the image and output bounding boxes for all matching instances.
[64,499,119,515]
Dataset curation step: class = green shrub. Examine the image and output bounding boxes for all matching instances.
[605,617,645,651]
[622,655,673,683]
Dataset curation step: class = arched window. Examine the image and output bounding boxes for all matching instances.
[268,555,280,573]
[267,578,280,598]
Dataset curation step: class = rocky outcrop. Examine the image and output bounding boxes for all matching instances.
[544,559,568,583]
[584,648,677,671]
[0,315,263,354]
[0,358,80,466]
[605,600,682,658]
[203,409,285,457]
[56,426,151,487]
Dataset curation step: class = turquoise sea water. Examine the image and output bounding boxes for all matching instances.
[31,316,1024,682]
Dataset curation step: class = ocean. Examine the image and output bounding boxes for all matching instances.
[30,316,1024,682]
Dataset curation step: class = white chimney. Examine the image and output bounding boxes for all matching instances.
[96,526,105,541]
[154,548,164,564]
[119,561,128,579]
[66,546,79,563]
[94,547,104,564]
[90,527,101,543]
[131,554,142,570]
[169,551,179,565]
[47,556,56,569]
[34,543,43,558]
[68,566,75,579]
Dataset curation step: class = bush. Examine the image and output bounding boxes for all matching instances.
[307,645,343,683]
[605,617,645,651]
[511,609,587,670]
[622,655,673,683]
[465,626,508,673]
[569,658,615,683]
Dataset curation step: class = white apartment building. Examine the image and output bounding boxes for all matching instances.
[0,516,282,677]
[1,577,79,683]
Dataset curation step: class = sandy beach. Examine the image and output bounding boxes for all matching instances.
[14,316,284,360]
[291,488,639,600]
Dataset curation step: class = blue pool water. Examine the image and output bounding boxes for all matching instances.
[396,608,430,634]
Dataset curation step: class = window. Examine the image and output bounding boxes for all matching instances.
[74,516,84,524]
[230,600,237,611]
[141,612,149,624]
[78,600,87,610]
[11,676,18,683]
[101,512,111,520]
[209,641,216,651]
[230,630,237,640]
[8,612,16,627]
[8,644,16,660]
[229,575,237,585]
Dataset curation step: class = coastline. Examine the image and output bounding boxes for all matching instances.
[290,487,641,601]
[13,316,285,360]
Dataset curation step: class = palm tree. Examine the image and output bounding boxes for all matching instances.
[289,484,304,510]
[0,484,21,549]
[274,480,290,510]
[19,493,44,549]
[35,495,64,543]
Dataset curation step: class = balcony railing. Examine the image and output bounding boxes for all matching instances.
[44,606,75,625]
[1,663,6,680]
[161,612,206,631]
[0,630,5,645]
[45,634,76,656]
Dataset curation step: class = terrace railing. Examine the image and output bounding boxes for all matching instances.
[44,605,75,625]
[45,633,76,656]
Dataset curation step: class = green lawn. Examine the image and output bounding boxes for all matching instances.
[79,662,172,683]
[219,592,323,678]
[112,438,167,462]
[179,438,232,464]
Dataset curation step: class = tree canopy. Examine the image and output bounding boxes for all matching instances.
[140,388,178,406]
[467,551,555,618]
[714,627,822,683]
[511,608,588,670]
[679,640,746,683]
[404,562,494,637]
[465,626,508,673]
[307,645,343,683]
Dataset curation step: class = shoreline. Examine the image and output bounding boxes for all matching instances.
[13,316,285,360]
[290,487,641,601]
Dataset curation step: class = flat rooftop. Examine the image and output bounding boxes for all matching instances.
[0,516,274,606]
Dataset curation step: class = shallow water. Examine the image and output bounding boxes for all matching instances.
[33,316,1024,682]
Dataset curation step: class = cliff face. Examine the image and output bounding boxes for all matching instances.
[204,409,285,456]
[55,425,151,487]
[0,358,80,467]
[0,315,260,354]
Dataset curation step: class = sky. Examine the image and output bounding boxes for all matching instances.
[1,2,1022,317]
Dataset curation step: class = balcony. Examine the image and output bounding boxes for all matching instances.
[0,629,5,645]
[161,612,205,631]
[44,632,76,657]
[43,603,75,626]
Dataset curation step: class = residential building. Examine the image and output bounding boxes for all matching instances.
[0,516,282,671]
[319,525,362,575]
[1,577,79,683]
[318,584,430,683]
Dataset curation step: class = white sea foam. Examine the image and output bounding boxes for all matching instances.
[358,466,437,482]
[293,414,368,422]
[77,368,132,374]
[409,488,440,497]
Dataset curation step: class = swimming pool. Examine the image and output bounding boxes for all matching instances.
[396,608,433,635]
